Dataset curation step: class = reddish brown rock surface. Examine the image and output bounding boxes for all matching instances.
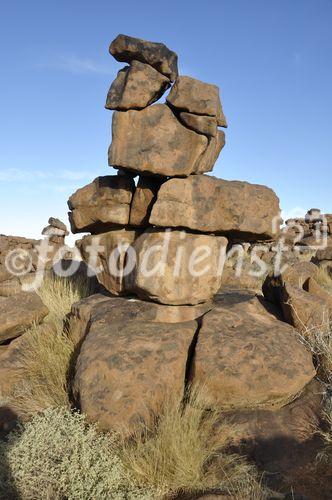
[108,104,209,177]
[105,60,170,111]
[127,229,228,305]
[191,290,315,409]
[0,292,48,343]
[150,175,280,239]
[68,175,135,234]
[74,317,197,433]
[109,34,178,81]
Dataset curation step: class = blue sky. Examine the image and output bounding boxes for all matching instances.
[1,0,331,242]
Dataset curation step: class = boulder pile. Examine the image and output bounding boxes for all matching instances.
[69,35,317,434]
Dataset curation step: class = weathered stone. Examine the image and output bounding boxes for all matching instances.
[167,76,224,119]
[68,294,213,344]
[74,317,196,433]
[195,131,225,174]
[127,229,228,305]
[191,290,315,409]
[179,112,217,137]
[281,283,330,334]
[108,104,208,177]
[68,175,135,234]
[262,261,318,305]
[150,176,280,240]
[129,176,163,227]
[105,60,170,111]
[42,225,67,237]
[48,217,68,232]
[304,277,332,310]
[313,245,332,263]
[109,34,178,81]
[77,228,140,296]
[0,292,49,343]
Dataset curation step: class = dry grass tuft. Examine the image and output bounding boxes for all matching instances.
[9,274,91,418]
[121,385,266,499]
[297,321,332,384]
[317,408,332,465]
[315,266,332,294]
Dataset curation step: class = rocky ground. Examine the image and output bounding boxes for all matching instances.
[0,34,332,499]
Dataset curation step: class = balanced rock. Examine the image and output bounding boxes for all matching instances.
[74,317,197,433]
[108,104,209,177]
[167,75,227,127]
[68,175,135,234]
[0,292,49,343]
[150,175,280,239]
[129,175,163,227]
[77,228,141,296]
[109,34,178,81]
[48,217,68,232]
[190,290,315,409]
[126,229,228,305]
[105,60,170,111]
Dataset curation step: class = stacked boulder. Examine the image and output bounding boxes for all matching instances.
[69,35,316,434]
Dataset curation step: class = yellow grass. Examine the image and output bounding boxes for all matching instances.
[122,385,267,499]
[10,274,91,418]
[315,266,332,294]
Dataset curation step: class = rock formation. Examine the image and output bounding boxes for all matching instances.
[68,34,316,434]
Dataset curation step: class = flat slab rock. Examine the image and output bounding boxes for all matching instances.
[150,175,280,239]
[190,290,315,410]
[0,292,49,343]
[109,34,178,81]
[105,60,170,111]
[68,175,135,234]
[108,104,211,177]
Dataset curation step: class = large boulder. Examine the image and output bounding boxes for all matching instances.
[109,34,178,81]
[178,112,218,137]
[129,175,163,227]
[74,316,197,433]
[0,292,49,343]
[108,104,210,177]
[190,290,315,409]
[127,229,228,305]
[105,60,171,111]
[166,75,227,127]
[68,175,135,234]
[77,229,141,296]
[150,175,280,240]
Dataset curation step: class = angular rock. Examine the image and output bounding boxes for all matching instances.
[42,225,67,237]
[48,217,68,232]
[281,283,330,334]
[304,277,332,310]
[167,76,224,119]
[127,229,228,305]
[262,261,319,305]
[108,104,208,177]
[109,34,178,81]
[77,228,140,296]
[105,60,170,111]
[68,175,135,234]
[313,245,332,263]
[68,294,213,345]
[191,290,315,409]
[0,292,49,343]
[74,317,197,433]
[179,112,217,137]
[150,176,280,239]
[195,131,225,174]
[129,176,163,227]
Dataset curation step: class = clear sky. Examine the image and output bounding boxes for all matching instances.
[1,0,331,242]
